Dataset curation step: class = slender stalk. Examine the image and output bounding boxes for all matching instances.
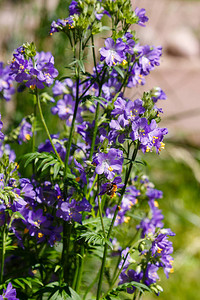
[87,174,98,200]
[89,102,100,161]
[110,255,122,286]
[32,95,37,153]
[36,91,64,166]
[62,40,81,284]
[75,244,84,293]
[0,221,7,283]
[96,142,139,300]
[64,39,81,176]
[72,254,79,289]
[97,177,106,237]
[61,222,72,282]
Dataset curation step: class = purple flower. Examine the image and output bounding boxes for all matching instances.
[108,115,129,144]
[69,1,80,15]
[145,263,159,285]
[122,33,135,55]
[52,79,73,97]
[118,247,131,271]
[0,142,16,162]
[111,97,127,117]
[100,38,126,67]
[50,17,74,35]
[0,282,19,300]
[18,118,32,144]
[93,148,123,180]
[124,99,145,121]
[56,197,91,223]
[10,48,58,89]
[139,45,162,75]
[121,186,140,210]
[38,136,66,162]
[51,94,74,120]
[134,7,149,27]
[0,62,15,101]
[102,78,121,101]
[151,87,167,103]
[119,269,143,294]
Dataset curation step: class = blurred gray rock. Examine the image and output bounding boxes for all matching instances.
[166,27,199,57]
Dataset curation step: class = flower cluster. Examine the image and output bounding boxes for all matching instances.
[0,0,174,298]
[10,47,58,89]
[116,176,175,293]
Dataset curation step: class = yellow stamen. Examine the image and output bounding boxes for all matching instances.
[75,177,80,182]
[30,84,36,90]
[157,247,162,253]
[38,232,44,238]
[124,216,130,223]
[25,133,31,141]
[159,142,165,152]
[122,59,128,66]
[154,200,159,207]
[146,146,151,152]
[108,166,113,172]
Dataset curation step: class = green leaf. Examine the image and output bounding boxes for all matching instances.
[105,281,151,298]
[113,66,124,78]
[34,282,81,300]
[53,162,61,179]
[54,265,61,273]
[12,211,25,221]
[12,278,25,289]
[77,59,85,74]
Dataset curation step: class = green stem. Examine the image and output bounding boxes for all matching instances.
[72,254,79,289]
[61,222,73,282]
[89,102,100,161]
[32,95,37,153]
[97,177,106,237]
[87,174,98,200]
[64,40,81,177]
[96,141,139,300]
[0,221,7,283]
[110,255,122,287]
[75,244,84,293]
[36,91,64,166]
[64,96,79,177]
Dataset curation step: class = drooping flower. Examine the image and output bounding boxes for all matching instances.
[134,7,149,27]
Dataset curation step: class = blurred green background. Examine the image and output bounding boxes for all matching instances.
[1,0,200,299]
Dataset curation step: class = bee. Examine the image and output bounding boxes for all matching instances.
[105,182,117,198]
